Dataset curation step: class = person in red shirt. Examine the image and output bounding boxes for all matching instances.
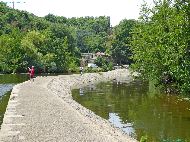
[28,66,35,81]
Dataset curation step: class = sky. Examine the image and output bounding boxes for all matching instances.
[3,0,153,26]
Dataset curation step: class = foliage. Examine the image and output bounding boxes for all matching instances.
[1,2,138,74]
[0,29,23,73]
[69,17,110,53]
[130,0,190,94]
[94,56,113,71]
[0,2,112,73]
[110,19,136,65]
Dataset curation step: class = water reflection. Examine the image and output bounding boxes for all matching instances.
[0,84,14,97]
[0,74,28,84]
[72,80,190,142]
[0,91,11,128]
[79,88,84,96]
[109,112,135,137]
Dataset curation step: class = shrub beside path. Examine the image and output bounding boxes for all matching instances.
[0,69,137,142]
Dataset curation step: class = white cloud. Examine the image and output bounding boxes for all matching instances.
[4,0,154,26]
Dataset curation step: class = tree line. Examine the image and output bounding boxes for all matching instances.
[0,2,134,74]
[1,0,190,94]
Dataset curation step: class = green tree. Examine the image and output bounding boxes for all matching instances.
[0,29,23,73]
[94,56,113,71]
[110,19,136,65]
[21,30,46,70]
[130,0,190,94]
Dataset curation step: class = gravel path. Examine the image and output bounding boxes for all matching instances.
[0,69,137,142]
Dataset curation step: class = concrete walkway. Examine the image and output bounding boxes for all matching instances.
[0,70,137,142]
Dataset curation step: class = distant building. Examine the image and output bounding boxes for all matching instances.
[81,53,96,64]
[80,52,109,67]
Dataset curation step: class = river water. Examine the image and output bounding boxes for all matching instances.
[72,80,190,142]
[0,74,28,128]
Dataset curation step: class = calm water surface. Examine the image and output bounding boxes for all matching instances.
[72,80,190,142]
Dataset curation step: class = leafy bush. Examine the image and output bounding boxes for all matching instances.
[130,0,190,94]
[94,57,113,71]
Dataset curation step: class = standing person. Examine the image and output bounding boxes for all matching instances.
[80,66,83,75]
[28,66,35,81]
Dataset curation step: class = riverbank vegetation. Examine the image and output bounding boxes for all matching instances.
[130,0,190,94]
